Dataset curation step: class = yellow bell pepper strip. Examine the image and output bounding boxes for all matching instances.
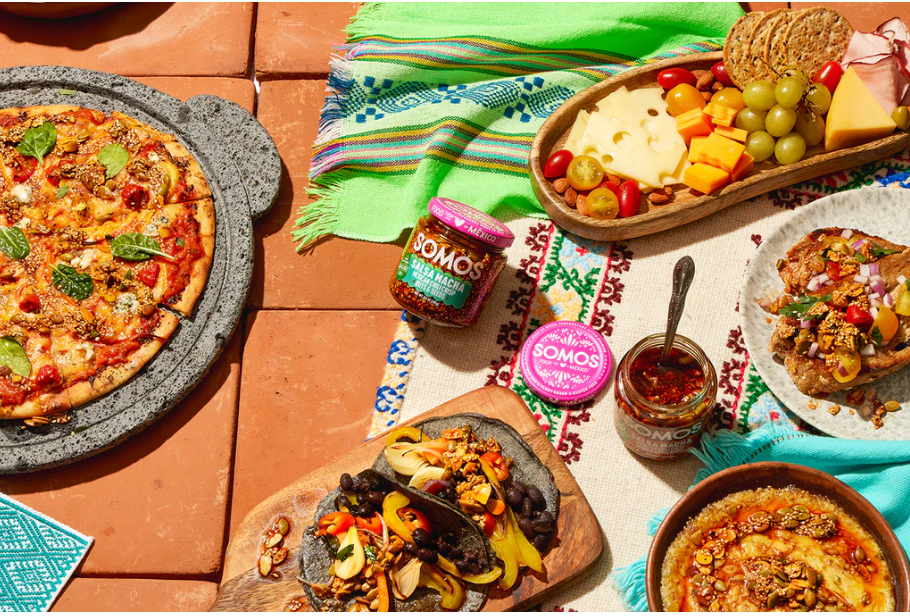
[436,555,502,584]
[374,571,390,612]
[479,451,509,481]
[496,512,521,589]
[508,507,544,573]
[419,568,464,610]
[384,426,426,446]
[382,492,414,543]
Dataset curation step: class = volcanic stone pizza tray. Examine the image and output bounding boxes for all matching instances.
[0,66,280,473]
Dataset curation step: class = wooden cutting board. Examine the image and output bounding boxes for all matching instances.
[212,386,604,611]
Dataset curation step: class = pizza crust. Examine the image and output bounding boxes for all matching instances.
[168,234,214,316]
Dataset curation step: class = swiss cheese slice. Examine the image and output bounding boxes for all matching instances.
[825,66,897,152]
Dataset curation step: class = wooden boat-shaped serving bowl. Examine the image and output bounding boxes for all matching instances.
[530,51,910,242]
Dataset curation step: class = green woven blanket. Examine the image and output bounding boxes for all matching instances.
[296,2,744,249]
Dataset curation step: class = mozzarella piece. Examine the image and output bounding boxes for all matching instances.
[13,217,30,229]
[114,293,138,314]
[10,184,32,204]
[71,249,97,269]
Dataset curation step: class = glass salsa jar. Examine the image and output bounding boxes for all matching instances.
[613,333,717,461]
[390,197,514,328]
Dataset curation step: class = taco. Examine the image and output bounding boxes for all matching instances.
[299,469,501,612]
[373,414,559,590]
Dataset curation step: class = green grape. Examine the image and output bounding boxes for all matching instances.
[805,84,832,115]
[775,132,807,165]
[795,113,825,147]
[775,77,804,108]
[735,107,768,134]
[746,131,776,162]
[742,80,776,111]
[778,66,809,86]
[765,105,797,137]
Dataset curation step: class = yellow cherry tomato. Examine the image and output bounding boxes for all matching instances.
[894,283,910,316]
[832,347,861,383]
[566,155,604,191]
[584,188,619,220]
[710,88,746,112]
[871,305,899,346]
[666,84,706,115]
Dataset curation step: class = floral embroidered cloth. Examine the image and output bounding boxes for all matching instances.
[294,2,743,249]
[0,493,92,611]
[369,164,910,609]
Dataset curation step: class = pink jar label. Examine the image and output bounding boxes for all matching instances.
[427,197,514,249]
[519,321,612,405]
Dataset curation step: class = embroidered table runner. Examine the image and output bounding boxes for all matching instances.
[370,165,910,610]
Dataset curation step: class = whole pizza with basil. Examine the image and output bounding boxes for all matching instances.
[0,106,214,420]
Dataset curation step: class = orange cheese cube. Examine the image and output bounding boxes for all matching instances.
[705,103,738,127]
[688,136,708,163]
[684,163,730,195]
[702,132,745,173]
[714,125,748,143]
[729,151,755,182]
[675,108,714,145]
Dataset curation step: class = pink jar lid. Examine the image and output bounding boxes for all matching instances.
[427,197,514,249]
[519,321,612,405]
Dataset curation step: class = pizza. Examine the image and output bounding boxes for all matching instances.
[0,105,214,421]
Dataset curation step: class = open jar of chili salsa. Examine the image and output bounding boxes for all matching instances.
[390,197,514,328]
[614,333,717,461]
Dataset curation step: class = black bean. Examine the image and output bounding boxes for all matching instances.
[455,559,469,572]
[518,517,535,538]
[533,534,550,551]
[437,542,451,556]
[511,481,527,495]
[404,542,418,554]
[356,503,374,517]
[439,533,456,547]
[365,491,385,505]
[505,487,523,507]
[448,547,463,560]
[366,474,383,490]
[522,498,534,519]
[339,473,354,491]
[352,477,370,494]
[533,521,552,534]
[462,550,476,562]
[417,548,438,563]
[412,528,432,548]
[469,561,482,574]
[535,511,554,525]
[527,486,544,506]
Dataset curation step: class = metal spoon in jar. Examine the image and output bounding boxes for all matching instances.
[657,256,696,375]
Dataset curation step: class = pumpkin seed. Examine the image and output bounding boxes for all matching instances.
[726,504,738,517]
[806,568,818,587]
[760,568,774,577]
[793,505,810,514]
[714,558,725,569]
[775,577,789,588]
[264,530,282,549]
[777,507,793,516]
[795,511,811,521]
[767,592,782,609]
[785,587,796,598]
[854,546,866,563]
[690,530,704,544]
[714,580,727,592]
[811,527,829,538]
[257,554,272,577]
[861,593,871,606]
[272,547,289,565]
[276,517,290,536]
[784,519,800,529]
[747,580,756,591]
[884,401,901,412]
[805,589,817,608]
[692,574,705,586]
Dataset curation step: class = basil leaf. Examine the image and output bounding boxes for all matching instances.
[0,336,31,378]
[0,226,30,260]
[364,545,377,562]
[110,233,175,261]
[871,326,884,347]
[51,264,93,300]
[335,544,354,562]
[97,143,129,179]
[778,294,832,320]
[16,122,57,166]
[854,253,868,263]
[176,237,185,248]
[870,244,901,259]
[55,184,69,199]
[906,280,910,293]
[57,89,78,96]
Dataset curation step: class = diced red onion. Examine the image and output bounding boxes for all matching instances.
[853,239,866,251]
[817,273,830,284]
[808,342,819,358]
[758,297,771,309]
[818,352,827,360]
[807,278,821,292]
[841,229,854,240]
[868,292,881,300]
[872,298,884,309]
[859,343,876,357]
[885,293,895,308]
[872,281,886,296]
[899,275,908,285]
[854,275,869,284]
[871,306,880,318]
[859,264,871,277]
[800,319,813,329]
[837,363,849,377]
[870,263,880,276]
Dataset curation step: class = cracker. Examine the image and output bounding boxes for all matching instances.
[748,9,790,83]
[764,10,799,78]
[783,7,853,81]
[723,12,764,88]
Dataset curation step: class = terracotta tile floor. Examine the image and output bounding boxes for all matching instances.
[0,1,899,610]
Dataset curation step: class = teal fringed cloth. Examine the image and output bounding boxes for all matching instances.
[612,422,910,611]
[295,2,745,249]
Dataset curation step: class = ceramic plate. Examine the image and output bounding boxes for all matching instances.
[741,187,910,439]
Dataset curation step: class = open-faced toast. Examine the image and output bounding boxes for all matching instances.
[767,228,910,396]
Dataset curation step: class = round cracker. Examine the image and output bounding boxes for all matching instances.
[748,9,790,83]
[764,10,799,77]
[782,7,853,81]
[724,12,764,88]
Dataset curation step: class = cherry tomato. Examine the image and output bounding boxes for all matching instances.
[480,511,496,538]
[479,452,509,482]
[845,304,873,330]
[44,162,62,187]
[666,83,706,115]
[543,149,573,179]
[711,61,735,87]
[566,155,604,191]
[122,184,149,211]
[73,108,105,125]
[35,365,61,388]
[399,507,433,535]
[825,261,841,282]
[585,187,619,220]
[832,347,861,384]
[12,155,37,183]
[871,306,899,346]
[18,294,40,313]
[896,283,910,317]
[137,263,160,288]
[316,511,355,537]
[356,512,383,535]
[813,61,844,95]
[710,88,746,112]
[595,180,618,193]
[616,180,641,218]
[657,68,697,90]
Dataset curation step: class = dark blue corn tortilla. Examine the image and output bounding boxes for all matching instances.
[298,469,494,612]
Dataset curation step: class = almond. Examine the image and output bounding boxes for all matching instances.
[553,178,569,194]
[575,193,587,213]
[648,192,671,205]
[660,186,674,196]
[711,81,724,92]
[696,73,714,91]
[564,187,578,206]
[701,90,713,102]
[606,174,622,185]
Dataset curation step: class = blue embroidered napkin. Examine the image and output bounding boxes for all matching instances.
[0,493,92,611]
